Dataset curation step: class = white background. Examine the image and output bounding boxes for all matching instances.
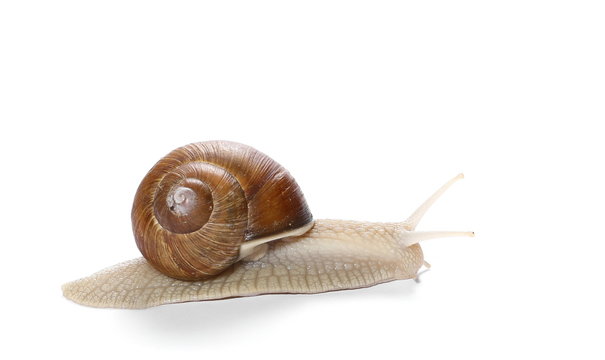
[1,1,603,359]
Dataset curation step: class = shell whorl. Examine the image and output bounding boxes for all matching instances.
[131,141,313,281]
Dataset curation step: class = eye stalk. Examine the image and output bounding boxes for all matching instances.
[398,173,474,247]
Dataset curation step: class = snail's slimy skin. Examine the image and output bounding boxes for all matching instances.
[62,170,473,309]
[62,220,424,309]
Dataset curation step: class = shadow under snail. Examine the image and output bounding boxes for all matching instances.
[62,140,474,309]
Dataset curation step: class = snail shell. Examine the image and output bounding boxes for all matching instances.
[132,141,313,280]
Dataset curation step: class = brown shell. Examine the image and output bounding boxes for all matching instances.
[131,141,313,281]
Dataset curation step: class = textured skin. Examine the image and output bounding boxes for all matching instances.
[62,219,424,309]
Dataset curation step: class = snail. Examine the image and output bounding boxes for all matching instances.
[62,141,473,309]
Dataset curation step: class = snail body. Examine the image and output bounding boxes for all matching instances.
[62,141,473,309]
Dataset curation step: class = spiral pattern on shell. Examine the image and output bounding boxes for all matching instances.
[132,141,313,281]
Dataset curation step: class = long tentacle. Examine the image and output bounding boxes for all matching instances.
[404,173,465,231]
